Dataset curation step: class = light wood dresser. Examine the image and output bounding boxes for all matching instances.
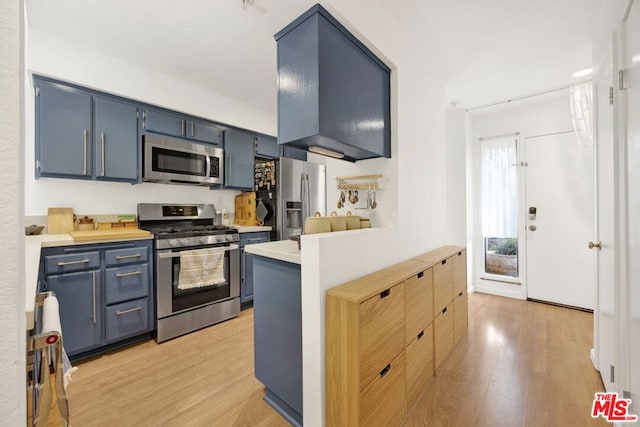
[326,245,467,426]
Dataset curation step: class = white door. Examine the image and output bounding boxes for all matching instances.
[621,0,640,409]
[524,132,595,309]
[594,38,618,392]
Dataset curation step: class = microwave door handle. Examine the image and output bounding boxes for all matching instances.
[300,173,306,232]
[205,154,211,179]
[306,174,311,220]
[158,244,239,259]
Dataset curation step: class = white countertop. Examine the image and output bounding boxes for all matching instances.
[245,239,301,264]
[24,233,153,330]
[232,225,272,233]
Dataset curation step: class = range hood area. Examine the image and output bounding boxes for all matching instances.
[274,4,391,163]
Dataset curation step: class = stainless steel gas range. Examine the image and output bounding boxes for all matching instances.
[138,203,240,342]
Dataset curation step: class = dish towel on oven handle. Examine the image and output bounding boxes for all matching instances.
[178,247,226,290]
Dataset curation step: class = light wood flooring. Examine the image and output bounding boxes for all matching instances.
[41,292,606,426]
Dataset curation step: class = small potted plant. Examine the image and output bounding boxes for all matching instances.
[485,237,518,277]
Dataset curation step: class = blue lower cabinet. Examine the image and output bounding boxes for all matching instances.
[105,298,150,343]
[252,255,303,426]
[240,232,270,307]
[104,264,149,304]
[40,240,153,358]
[47,270,102,355]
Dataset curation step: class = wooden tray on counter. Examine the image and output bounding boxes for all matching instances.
[69,228,151,242]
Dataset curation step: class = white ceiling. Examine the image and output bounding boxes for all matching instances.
[25,0,603,111]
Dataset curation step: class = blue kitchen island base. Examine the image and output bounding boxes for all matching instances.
[250,253,303,425]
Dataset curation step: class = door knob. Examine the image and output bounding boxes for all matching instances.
[589,241,602,250]
[528,225,537,231]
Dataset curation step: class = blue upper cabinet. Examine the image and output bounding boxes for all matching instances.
[36,81,93,178]
[94,97,139,182]
[275,4,391,162]
[255,134,280,159]
[34,76,139,183]
[224,128,255,190]
[143,108,222,146]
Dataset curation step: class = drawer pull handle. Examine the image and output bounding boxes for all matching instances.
[57,258,90,266]
[442,307,448,315]
[116,270,142,278]
[418,330,425,340]
[116,306,142,316]
[441,259,447,265]
[380,363,391,378]
[458,291,463,297]
[417,271,424,279]
[115,254,142,260]
[380,289,390,299]
[458,251,462,256]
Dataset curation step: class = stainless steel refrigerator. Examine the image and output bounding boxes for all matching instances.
[277,157,326,240]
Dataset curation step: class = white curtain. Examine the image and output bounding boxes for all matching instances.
[481,137,518,238]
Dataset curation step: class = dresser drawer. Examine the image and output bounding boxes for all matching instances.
[105,246,149,267]
[405,268,433,344]
[453,289,468,344]
[452,250,467,296]
[406,323,434,411]
[434,302,454,370]
[105,298,149,342]
[360,351,406,427]
[105,264,150,305]
[359,283,405,390]
[45,251,100,275]
[433,257,453,312]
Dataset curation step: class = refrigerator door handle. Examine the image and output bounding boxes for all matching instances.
[306,174,312,219]
[300,173,306,233]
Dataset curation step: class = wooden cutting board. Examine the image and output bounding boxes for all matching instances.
[70,228,151,242]
[47,207,74,234]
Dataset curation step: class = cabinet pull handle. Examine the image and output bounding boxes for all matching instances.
[83,129,88,175]
[458,251,462,256]
[380,363,391,378]
[246,238,264,243]
[92,271,97,324]
[442,307,448,315]
[191,121,195,137]
[380,289,390,299]
[116,270,142,278]
[116,306,142,316]
[418,330,425,340]
[181,119,185,137]
[458,291,463,297]
[115,254,142,260]
[101,132,106,176]
[57,258,90,266]
[418,271,424,279]
[441,259,447,265]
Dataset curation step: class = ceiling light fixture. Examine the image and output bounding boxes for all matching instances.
[571,68,593,78]
[633,54,640,64]
[241,0,255,8]
[308,146,345,159]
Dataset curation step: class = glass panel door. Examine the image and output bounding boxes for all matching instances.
[481,136,519,277]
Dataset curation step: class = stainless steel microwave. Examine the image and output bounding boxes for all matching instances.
[143,134,224,185]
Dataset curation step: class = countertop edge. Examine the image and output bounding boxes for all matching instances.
[245,240,301,265]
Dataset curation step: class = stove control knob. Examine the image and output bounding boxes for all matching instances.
[168,239,178,248]
[225,235,234,242]
[199,237,209,245]
[180,238,189,247]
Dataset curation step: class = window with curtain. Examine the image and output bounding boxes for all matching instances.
[481,136,519,277]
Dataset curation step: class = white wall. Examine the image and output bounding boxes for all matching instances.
[0,0,25,424]
[299,0,458,424]
[468,89,574,299]
[24,29,277,216]
[446,108,467,245]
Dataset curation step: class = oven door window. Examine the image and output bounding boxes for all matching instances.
[152,146,207,177]
[171,248,231,313]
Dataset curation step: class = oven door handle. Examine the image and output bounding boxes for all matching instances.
[157,244,239,259]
